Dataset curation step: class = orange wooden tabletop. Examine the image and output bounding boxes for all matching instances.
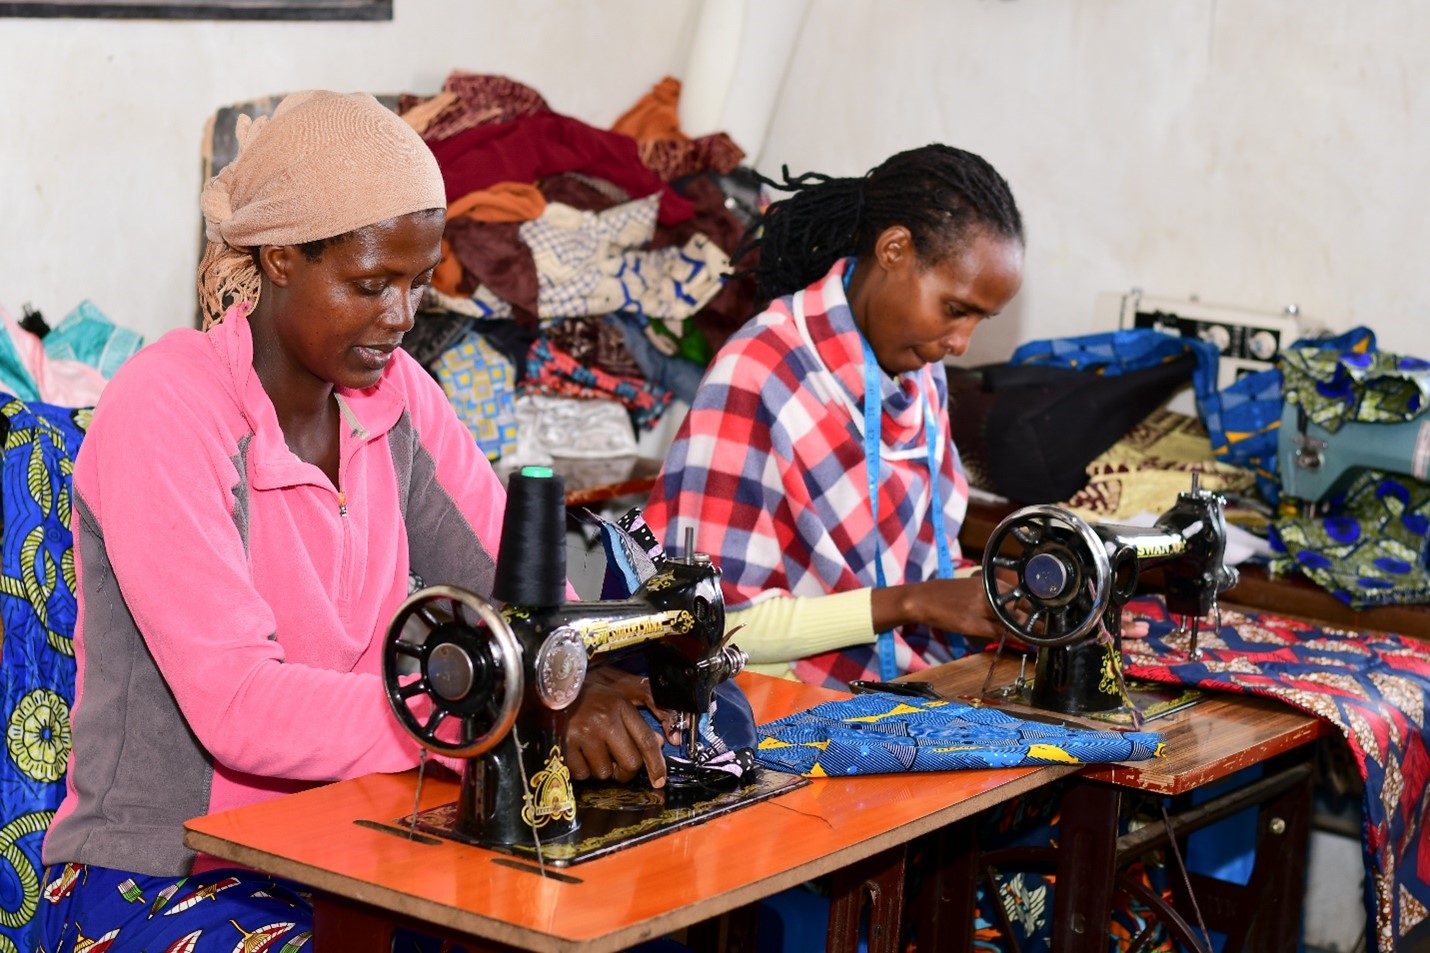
[184,672,1073,953]
[920,653,1329,795]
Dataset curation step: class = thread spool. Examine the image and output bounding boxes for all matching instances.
[492,466,567,608]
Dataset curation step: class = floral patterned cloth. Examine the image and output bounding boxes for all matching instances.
[0,395,89,953]
[1281,340,1430,432]
[1269,471,1430,609]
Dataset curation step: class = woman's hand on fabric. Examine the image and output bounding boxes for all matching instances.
[562,667,675,788]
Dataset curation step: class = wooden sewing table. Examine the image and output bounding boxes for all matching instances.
[184,671,1074,953]
[919,652,1331,952]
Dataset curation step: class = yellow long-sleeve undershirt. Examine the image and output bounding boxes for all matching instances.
[724,589,875,680]
[721,563,983,680]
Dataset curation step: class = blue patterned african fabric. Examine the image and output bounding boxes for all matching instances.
[1269,471,1430,609]
[1198,365,1285,499]
[754,692,1163,777]
[1009,328,1221,405]
[34,865,315,953]
[1200,325,1374,504]
[1282,335,1430,432]
[0,395,88,953]
[34,864,539,953]
[1123,595,1430,953]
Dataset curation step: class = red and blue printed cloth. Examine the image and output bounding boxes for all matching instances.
[1123,595,1430,952]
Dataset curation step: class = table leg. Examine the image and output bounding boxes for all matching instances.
[828,844,908,953]
[684,903,761,953]
[910,818,978,953]
[1053,778,1123,953]
[1239,754,1315,952]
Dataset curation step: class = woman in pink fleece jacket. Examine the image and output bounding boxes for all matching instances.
[36,91,670,953]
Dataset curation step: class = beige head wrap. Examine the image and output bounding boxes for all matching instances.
[197,90,446,327]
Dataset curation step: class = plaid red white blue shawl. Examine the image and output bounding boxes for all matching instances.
[643,258,973,689]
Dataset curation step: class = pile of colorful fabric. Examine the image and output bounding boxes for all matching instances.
[1003,324,1430,614]
[393,71,762,463]
[0,300,142,409]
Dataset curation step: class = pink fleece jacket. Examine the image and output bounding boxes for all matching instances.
[44,311,508,876]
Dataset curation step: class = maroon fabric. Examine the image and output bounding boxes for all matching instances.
[638,132,745,181]
[538,172,629,212]
[428,113,693,227]
[399,72,551,143]
[442,218,540,328]
[546,316,643,379]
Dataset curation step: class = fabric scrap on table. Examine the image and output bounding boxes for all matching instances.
[754,692,1164,777]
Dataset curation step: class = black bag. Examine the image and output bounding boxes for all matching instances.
[948,354,1197,503]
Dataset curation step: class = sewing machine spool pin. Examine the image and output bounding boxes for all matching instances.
[982,477,1238,716]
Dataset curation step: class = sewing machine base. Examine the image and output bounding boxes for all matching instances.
[397,767,807,866]
[971,677,1206,728]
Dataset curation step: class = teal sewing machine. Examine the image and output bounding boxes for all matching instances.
[1277,401,1430,514]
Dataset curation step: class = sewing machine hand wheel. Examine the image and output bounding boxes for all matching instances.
[382,585,523,759]
[981,505,1113,647]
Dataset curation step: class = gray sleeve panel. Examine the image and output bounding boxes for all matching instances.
[42,496,214,878]
[231,434,252,559]
[388,411,498,596]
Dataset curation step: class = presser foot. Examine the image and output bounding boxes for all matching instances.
[662,760,744,804]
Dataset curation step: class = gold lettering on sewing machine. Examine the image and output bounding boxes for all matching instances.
[1131,540,1183,559]
[522,745,576,828]
[574,611,695,652]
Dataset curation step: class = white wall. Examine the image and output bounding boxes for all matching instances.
[0,0,699,342]
[4,0,1429,366]
[761,1,1430,366]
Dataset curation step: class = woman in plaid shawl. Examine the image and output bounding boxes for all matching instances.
[643,144,1025,690]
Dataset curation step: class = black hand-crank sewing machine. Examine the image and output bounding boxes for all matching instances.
[980,474,1240,716]
[379,468,801,866]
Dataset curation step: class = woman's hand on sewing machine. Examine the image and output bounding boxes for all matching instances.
[873,569,1027,641]
[563,667,677,788]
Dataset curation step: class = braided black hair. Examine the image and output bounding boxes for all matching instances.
[736,143,1023,303]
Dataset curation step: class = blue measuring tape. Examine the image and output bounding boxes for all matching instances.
[847,262,955,680]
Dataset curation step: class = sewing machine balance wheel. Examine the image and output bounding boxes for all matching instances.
[382,585,523,759]
[981,504,1113,648]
